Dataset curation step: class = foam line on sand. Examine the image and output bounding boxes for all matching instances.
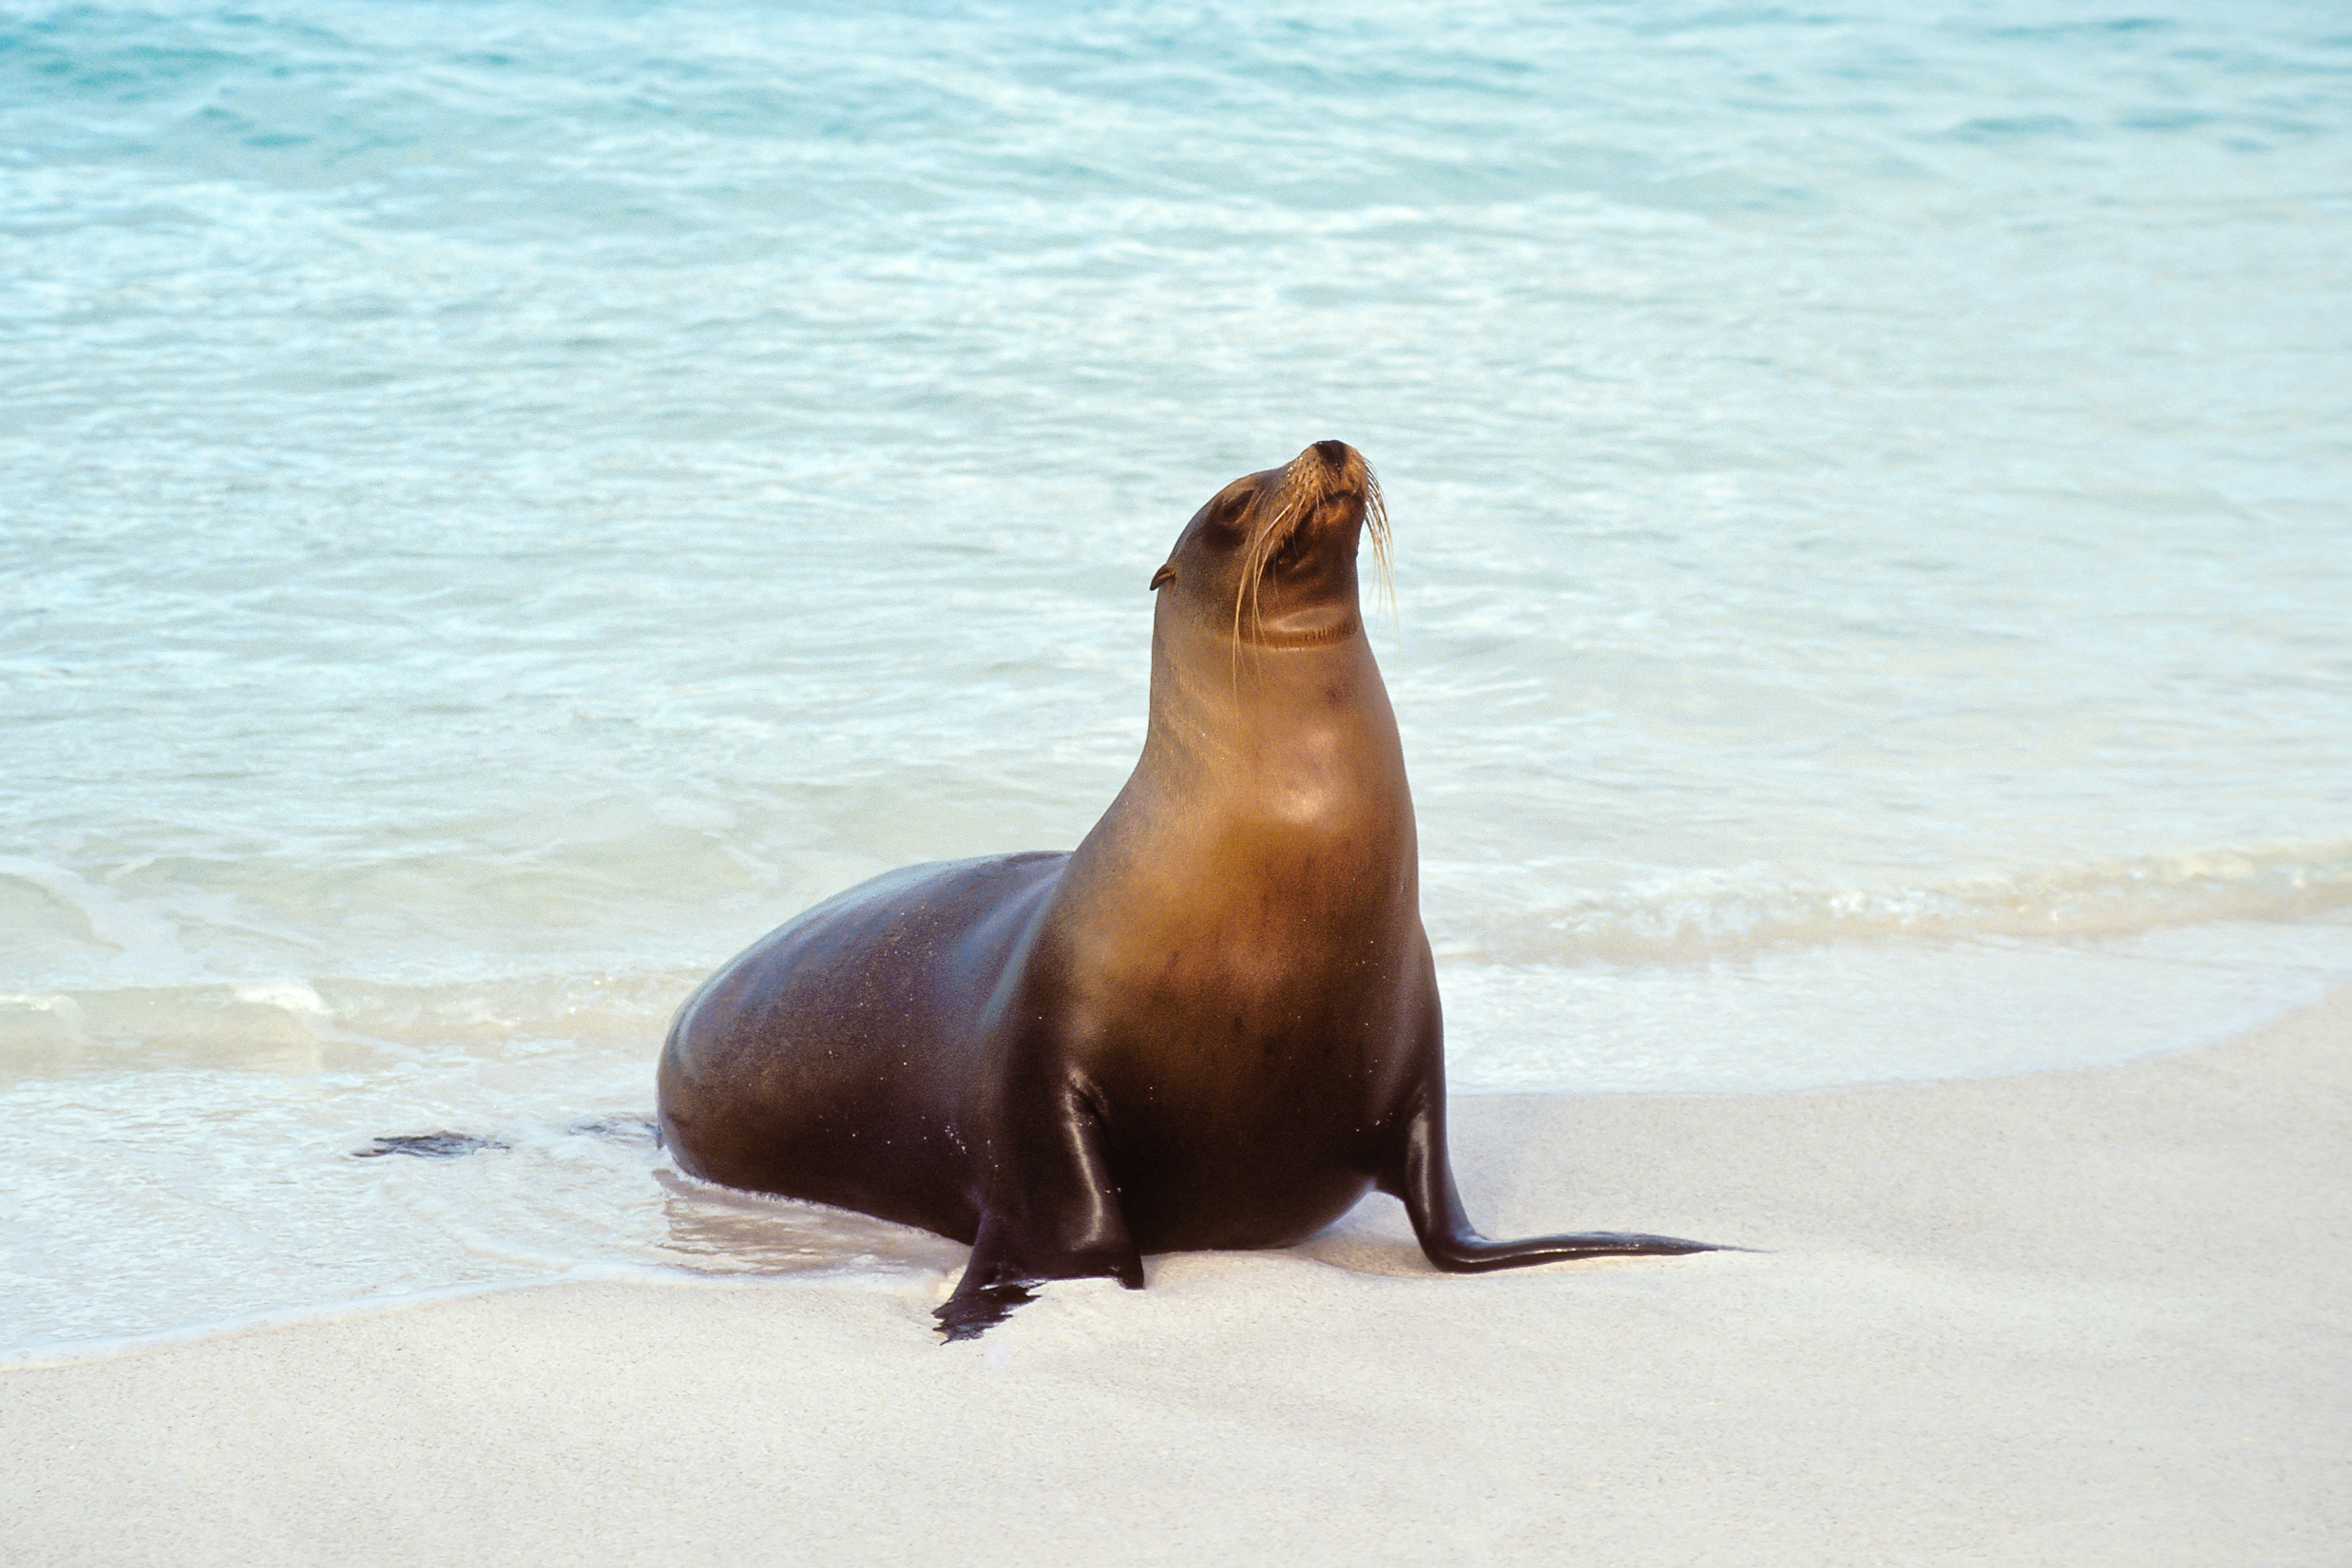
[6,989,2348,1566]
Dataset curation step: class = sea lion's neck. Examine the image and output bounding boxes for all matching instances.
[1068,608,1416,886]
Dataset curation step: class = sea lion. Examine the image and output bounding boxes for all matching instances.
[658,439,1720,1339]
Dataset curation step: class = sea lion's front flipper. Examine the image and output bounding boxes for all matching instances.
[934,1080,1144,1342]
[930,1271,1039,1341]
[1380,1083,1722,1271]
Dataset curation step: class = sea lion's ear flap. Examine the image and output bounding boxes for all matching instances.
[1149,563,1176,591]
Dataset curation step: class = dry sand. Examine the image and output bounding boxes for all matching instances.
[5,987,2346,1566]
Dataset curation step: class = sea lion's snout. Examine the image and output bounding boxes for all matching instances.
[1287,439,1368,507]
[1264,440,1372,545]
[1154,443,1387,644]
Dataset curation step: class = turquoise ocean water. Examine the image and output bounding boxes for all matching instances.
[5,0,2349,1349]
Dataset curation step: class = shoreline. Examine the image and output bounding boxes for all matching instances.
[6,987,2346,1565]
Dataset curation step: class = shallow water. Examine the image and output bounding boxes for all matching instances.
[5,0,2350,1348]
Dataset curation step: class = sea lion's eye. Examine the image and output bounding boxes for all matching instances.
[1199,488,1252,546]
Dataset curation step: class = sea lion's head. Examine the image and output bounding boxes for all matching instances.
[1150,440,1388,649]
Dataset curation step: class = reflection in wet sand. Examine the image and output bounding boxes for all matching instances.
[651,1170,966,1279]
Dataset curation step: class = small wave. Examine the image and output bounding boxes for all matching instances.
[6,845,2349,1068]
[1434,841,2352,965]
[0,969,703,1086]
[0,855,203,982]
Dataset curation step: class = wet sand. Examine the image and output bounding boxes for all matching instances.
[6,988,2345,1566]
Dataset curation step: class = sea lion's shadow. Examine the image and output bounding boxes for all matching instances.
[654,1164,1438,1284]
[1289,1194,1444,1277]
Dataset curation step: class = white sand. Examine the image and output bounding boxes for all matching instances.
[5,989,2346,1567]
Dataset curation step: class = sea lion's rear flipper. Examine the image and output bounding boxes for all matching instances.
[1380,1084,1722,1270]
[934,1080,1145,1342]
